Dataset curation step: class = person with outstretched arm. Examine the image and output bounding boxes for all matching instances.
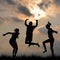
[42,22,58,57]
[3,28,20,58]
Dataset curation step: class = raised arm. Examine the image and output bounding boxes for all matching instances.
[34,20,38,27]
[25,19,29,26]
[3,32,13,36]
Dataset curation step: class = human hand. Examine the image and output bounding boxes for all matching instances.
[55,31,58,34]
[3,34,6,36]
[36,20,38,21]
[26,19,29,21]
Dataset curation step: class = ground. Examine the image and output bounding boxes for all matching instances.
[0,55,60,60]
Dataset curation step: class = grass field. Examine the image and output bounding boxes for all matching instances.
[0,55,60,60]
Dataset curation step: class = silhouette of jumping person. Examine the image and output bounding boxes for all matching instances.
[3,28,20,58]
[43,22,58,57]
[25,19,40,47]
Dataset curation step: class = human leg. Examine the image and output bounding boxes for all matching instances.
[28,41,40,47]
[25,36,29,44]
[43,39,50,53]
[14,42,18,57]
[50,40,54,57]
[10,41,18,58]
[13,48,15,57]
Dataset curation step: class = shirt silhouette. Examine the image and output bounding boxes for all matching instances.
[43,22,58,57]
[3,28,20,58]
[25,19,40,47]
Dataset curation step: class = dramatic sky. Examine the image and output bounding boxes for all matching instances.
[0,0,60,57]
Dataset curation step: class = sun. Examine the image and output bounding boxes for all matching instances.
[28,4,46,20]
[32,7,46,19]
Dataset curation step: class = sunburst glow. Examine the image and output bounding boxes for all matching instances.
[28,3,46,20]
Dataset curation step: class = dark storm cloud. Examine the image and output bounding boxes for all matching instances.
[0,0,5,3]
[0,17,23,24]
[18,4,32,16]
[37,0,51,10]
[38,26,47,35]
[0,0,15,5]
[6,0,15,5]
[54,0,60,5]
[12,17,23,22]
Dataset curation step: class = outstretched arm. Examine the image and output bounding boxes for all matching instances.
[25,19,28,26]
[34,20,38,27]
[3,32,13,36]
[52,30,58,34]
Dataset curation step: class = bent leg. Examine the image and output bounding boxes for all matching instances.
[43,39,50,53]
[28,41,40,47]
[25,37,29,44]
[10,42,18,58]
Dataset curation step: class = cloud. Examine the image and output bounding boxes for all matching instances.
[0,17,4,24]
[38,0,52,11]
[54,26,60,30]
[53,26,60,34]
[54,0,60,5]
[12,17,23,22]
[37,0,60,18]
[6,0,15,5]
[18,4,32,16]
[0,0,15,5]
[0,0,60,24]
[38,26,48,35]
[38,25,60,35]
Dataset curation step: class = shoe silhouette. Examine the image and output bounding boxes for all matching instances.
[43,50,47,53]
[37,43,40,47]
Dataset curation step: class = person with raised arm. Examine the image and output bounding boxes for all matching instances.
[25,19,40,47]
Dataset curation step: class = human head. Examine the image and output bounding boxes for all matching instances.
[46,21,51,29]
[14,28,19,33]
[29,22,32,26]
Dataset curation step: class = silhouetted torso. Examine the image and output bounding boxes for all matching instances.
[48,28,54,39]
[10,32,19,43]
[26,25,36,35]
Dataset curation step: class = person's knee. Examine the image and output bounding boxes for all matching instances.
[25,41,28,44]
[15,47,18,51]
[43,41,45,44]
[29,41,31,44]
[25,40,29,44]
[50,47,53,51]
[17,47,18,50]
[15,46,18,50]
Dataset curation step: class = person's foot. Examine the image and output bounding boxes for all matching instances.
[28,44,31,47]
[37,43,40,47]
[43,50,47,53]
[13,55,16,58]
